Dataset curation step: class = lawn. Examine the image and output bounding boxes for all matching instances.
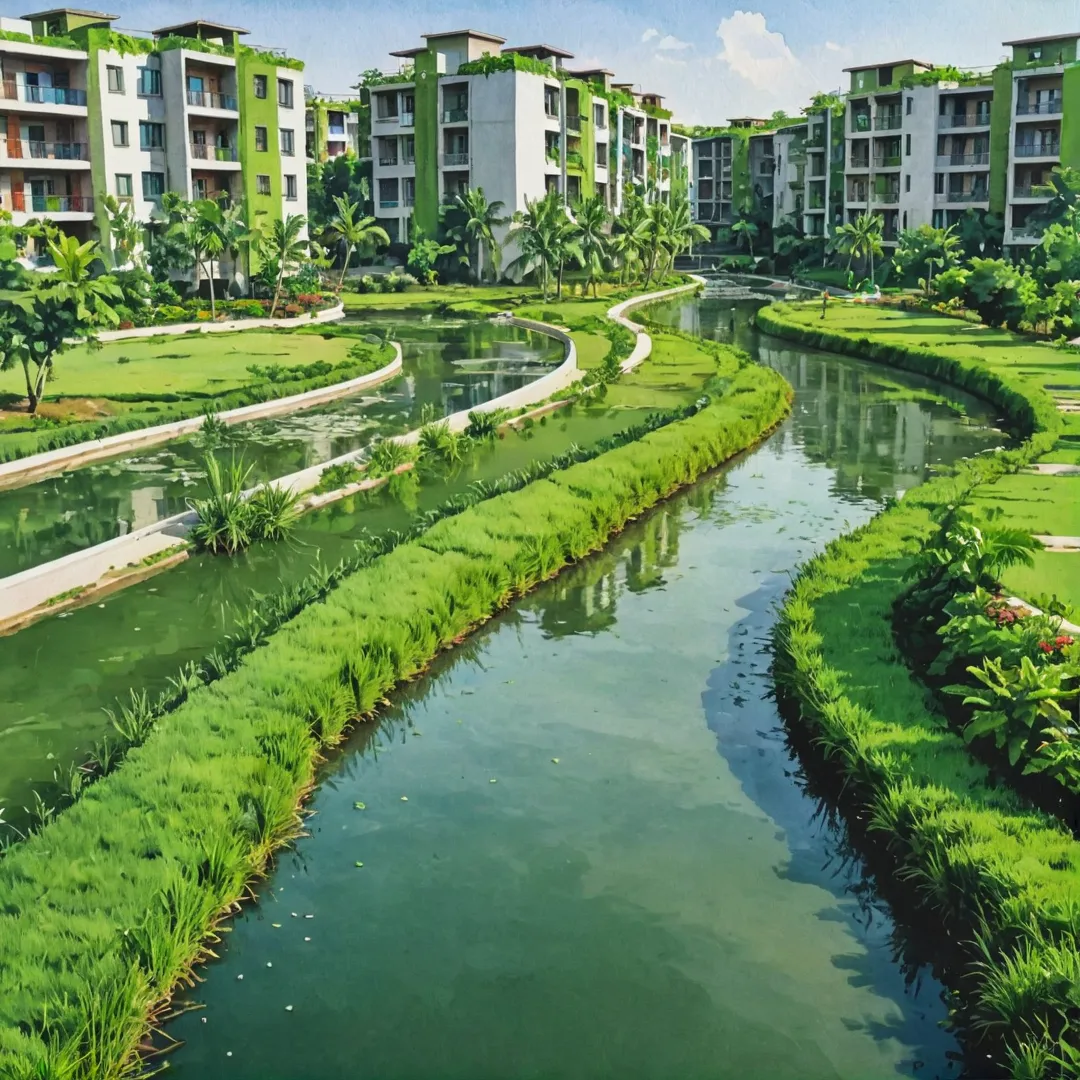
[0,329,361,401]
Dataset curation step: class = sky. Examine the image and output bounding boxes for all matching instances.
[80,0,1080,124]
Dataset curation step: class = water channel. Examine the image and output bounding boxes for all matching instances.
[148,294,1006,1078]
[0,318,562,580]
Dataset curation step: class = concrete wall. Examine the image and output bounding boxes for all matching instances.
[276,64,306,232]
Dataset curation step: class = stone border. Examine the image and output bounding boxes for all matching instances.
[94,302,345,342]
[0,332,399,490]
[607,275,706,373]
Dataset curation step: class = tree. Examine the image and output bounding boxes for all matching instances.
[325,194,390,290]
[407,234,455,284]
[505,192,581,300]
[1033,165,1080,229]
[728,216,759,258]
[832,212,885,284]
[635,200,673,288]
[307,154,372,235]
[262,213,309,316]
[574,193,609,297]
[956,208,1004,260]
[894,223,961,296]
[965,257,1028,329]
[102,195,144,270]
[0,234,121,413]
[445,187,509,283]
[610,194,647,284]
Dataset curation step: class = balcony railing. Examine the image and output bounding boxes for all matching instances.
[399,112,415,127]
[937,113,991,128]
[873,114,902,130]
[1010,226,1044,240]
[1015,141,1060,157]
[566,113,583,133]
[936,152,990,166]
[2,140,88,160]
[848,191,868,203]
[327,124,346,136]
[9,192,94,213]
[849,156,870,170]
[1,81,87,107]
[186,90,238,111]
[850,113,872,133]
[375,113,399,124]
[442,152,469,167]
[379,199,399,208]
[873,155,901,168]
[871,190,900,203]
[935,190,988,203]
[1013,185,1050,199]
[545,105,559,120]
[442,107,468,123]
[805,134,825,148]
[378,155,398,166]
[190,143,238,161]
[807,197,825,210]
[1017,99,1062,116]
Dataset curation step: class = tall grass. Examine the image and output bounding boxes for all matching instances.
[0,347,791,1078]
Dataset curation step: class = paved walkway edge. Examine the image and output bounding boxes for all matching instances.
[608,276,707,373]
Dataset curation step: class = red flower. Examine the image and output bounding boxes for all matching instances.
[1055,635,1074,648]
[1039,641,1054,654]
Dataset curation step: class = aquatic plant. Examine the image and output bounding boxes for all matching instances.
[187,455,255,555]
[314,461,362,494]
[367,438,413,476]
[247,482,302,542]
[465,407,511,440]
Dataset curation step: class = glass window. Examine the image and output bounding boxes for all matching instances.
[137,67,161,95]
[111,120,128,147]
[107,65,124,93]
[115,173,133,197]
[139,121,164,149]
[256,174,272,195]
[1030,47,1043,61]
[905,173,911,192]
[905,133,911,155]
[277,78,294,108]
[285,174,297,200]
[253,74,267,98]
[141,171,165,198]
[280,128,295,155]
[255,126,268,152]
[906,97,912,115]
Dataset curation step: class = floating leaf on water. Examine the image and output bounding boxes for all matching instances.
[489,778,497,784]
[272,923,282,929]
[400,796,408,802]
[355,861,364,868]
[551,758,559,764]
[285,1005,294,1012]
[353,801,366,810]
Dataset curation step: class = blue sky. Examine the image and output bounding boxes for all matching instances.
[95,0,1080,123]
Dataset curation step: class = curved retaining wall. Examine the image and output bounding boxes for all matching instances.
[607,276,706,372]
[93,302,346,342]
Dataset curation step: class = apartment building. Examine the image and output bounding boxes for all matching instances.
[367,30,684,247]
[0,8,304,261]
[306,92,368,162]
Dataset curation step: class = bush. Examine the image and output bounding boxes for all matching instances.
[283,303,304,317]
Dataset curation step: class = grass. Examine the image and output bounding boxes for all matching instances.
[764,300,1080,1075]
[0,336,790,1078]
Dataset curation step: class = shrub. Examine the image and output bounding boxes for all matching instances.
[283,303,304,318]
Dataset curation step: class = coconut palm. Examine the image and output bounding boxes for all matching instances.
[574,193,609,297]
[325,194,390,290]
[505,194,561,300]
[730,217,759,258]
[611,195,648,284]
[263,213,309,317]
[635,200,674,288]
[833,211,885,284]
[663,194,710,277]
[450,187,509,283]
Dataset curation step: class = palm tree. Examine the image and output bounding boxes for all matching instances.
[189,199,235,318]
[449,187,509,283]
[505,194,559,300]
[611,194,648,284]
[635,200,673,288]
[325,194,390,290]
[662,194,710,278]
[574,193,609,297]
[730,217,759,258]
[832,211,885,284]
[263,213,309,316]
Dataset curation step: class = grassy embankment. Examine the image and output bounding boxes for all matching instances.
[0,328,395,464]
[0,286,790,1079]
[761,300,1080,1076]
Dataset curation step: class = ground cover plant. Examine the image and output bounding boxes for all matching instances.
[764,300,1080,1076]
[0,334,790,1078]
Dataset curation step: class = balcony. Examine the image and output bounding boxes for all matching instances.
[442,152,469,168]
[566,150,584,170]
[1015,141,1060,157]
[805,133,825,148]
[442,107,468,124]
[936,152,990,166]
[0,82,87,108]
[187,90,238,111]
[872,154,901,168]
[190,143,239,162]
[935,190,988,203]
[850,113,871,133]
[9,192,94,214]
[566,113,583,133]
[378,155,399,167]
[403,194,415,207]
[1013,185,1050,199]
[937,113,991,128]
[871,190,900,204]
[545,105,559,120]
[873,114,902,130]
[1017,99,1062,116]
[847,190,869,204]
[849,156,870,170]
[328,124,346,136]
[379,199,399,208]
[399,112,415,127]
[2,140,89,162]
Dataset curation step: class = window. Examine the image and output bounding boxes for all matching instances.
[596,142,608,167]
[934,171,945,194]
[137,66,161,96]
[107,65,124,93]
[115,173,133,197]
[902,211,908,228]
[905,133,911,156]
[277,78,294,108]
[905,173,911,192]
[256,174,271,195]
[253,74,267,98]
[141,171,165,198]
[1029,47,1043,61]
[139,121,164,149]
[593,102,605,129]
[280,128,295,155]
[906,97,912,115]
[255,126,268,152]
[402,134,415,163]
[111,120,128,147]
[285,174,297,200]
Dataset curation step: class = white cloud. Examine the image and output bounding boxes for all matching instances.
[656,34,691,51]
[641,27,659,42]
[716,10,800,90]
[824,40,842,51]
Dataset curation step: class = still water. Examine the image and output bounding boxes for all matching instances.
[0,319,562,580]
[159,298,1005,1078]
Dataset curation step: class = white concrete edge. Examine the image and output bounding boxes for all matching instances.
[93,302,345,342]
[607,276,707,374]
[1001,595,1080,636]
[0,332,399,489]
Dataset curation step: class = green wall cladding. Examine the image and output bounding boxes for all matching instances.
[413,52,439,237]
[989,63,1012,214]
[237,52,283,265]
[1061,64,1080,170]
[731,136,752,215]
[82,29,111,258]
[1012,39,1078,68]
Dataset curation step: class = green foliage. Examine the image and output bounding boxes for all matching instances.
[313,461,362,494]
[366,437,413,476]
[407,235,455,284]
